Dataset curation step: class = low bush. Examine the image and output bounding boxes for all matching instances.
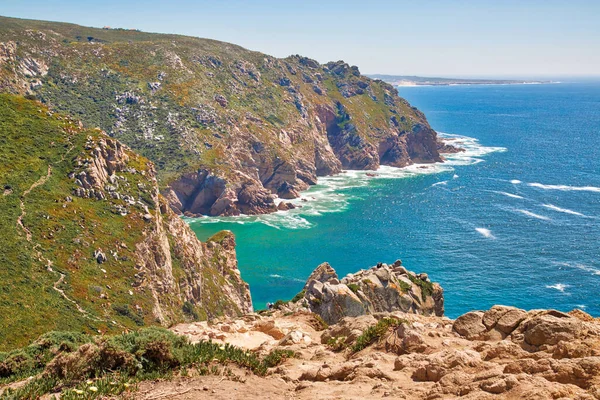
[350,317,405,353]
[0,327,296,399]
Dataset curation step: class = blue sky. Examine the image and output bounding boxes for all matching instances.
[2,0,599,77]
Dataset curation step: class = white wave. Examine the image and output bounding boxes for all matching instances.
[577,305,587,309]
[528,182,600,193]
[546,283,569,293]
[542,204,586,217]
[515,209,551,221]
[496,191,524,199]
[556,262,600,276]
[431,181,448,187]
[453,174,459,179]
[438,132,506,167]
[269,274,304,282]
[190,132,505,229]
[475,228,495,239]
[510,179,522,184]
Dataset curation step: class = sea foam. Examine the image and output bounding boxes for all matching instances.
[475,228,495,239]
[496,191,524,199]
[515,209,551,221]
[542,204,586,217]
[546,283,569,293]
[528,183,600,193]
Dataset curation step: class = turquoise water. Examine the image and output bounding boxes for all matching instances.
[189,82,600,318]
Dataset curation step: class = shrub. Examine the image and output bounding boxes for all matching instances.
[182,301,199,320]
[290,290,306,303]
[347,283,360,294]
[351,317,405,353]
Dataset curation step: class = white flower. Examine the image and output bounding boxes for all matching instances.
[89,386,98,392]
[74,389,84,394]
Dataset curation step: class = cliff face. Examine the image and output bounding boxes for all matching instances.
[0,16,445,216]
[0,94,251,350]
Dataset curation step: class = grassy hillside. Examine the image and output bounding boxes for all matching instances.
[0,94,250,351]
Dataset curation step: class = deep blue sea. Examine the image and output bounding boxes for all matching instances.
[189,82,600,318]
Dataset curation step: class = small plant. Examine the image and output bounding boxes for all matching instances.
[408,274,434,301]
[182,301,199,320]
[290,290,306,303]
[326,336,348,352]
[350,317,405,353]
[347,283,360,294]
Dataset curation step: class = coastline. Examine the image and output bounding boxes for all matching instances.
[185,132,506,230]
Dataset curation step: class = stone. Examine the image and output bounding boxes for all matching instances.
[453,311,486,339]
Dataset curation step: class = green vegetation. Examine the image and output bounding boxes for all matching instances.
[0,327,295,399]
[347,283,360,294]
[408,274,435,301]
[326,336,348,352]
[290,290,306,303]
[350,317,405,353]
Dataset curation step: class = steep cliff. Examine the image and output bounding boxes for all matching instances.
[0,94,251,350]
[0,16,448,216]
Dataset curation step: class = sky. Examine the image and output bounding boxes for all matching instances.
[1,0,599,78]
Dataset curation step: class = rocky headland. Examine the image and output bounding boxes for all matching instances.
[0,16,460,217]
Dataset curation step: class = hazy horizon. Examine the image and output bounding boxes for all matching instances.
[1,0,599,78]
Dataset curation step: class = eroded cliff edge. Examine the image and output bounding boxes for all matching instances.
[0,94,251,350]
[0,16,456,216]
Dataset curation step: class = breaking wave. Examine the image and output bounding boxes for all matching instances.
[528,183,600,193]
[496,191,524,199]
[475,228,495,239]
[515,209,551,221]
[546,283,569,293]
[542,204,586,217]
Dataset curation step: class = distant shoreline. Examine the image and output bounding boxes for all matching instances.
[368,74,555,87]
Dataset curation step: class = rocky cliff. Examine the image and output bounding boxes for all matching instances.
[0,16,452,216]
[297,261,444,324]
[0,94,251,350]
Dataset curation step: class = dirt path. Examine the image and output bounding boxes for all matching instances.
[14,162,104,322]
[16,164,52,241]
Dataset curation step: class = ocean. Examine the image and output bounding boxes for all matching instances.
[189,82,600,318]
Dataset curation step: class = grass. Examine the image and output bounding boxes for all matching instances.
[0,327,296,399]
[347,283,360,294]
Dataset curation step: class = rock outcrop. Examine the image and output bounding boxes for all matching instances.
[71,129,254,326]
[299,260,444,324]
[157,305,600,400]
[0,16,458,217]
